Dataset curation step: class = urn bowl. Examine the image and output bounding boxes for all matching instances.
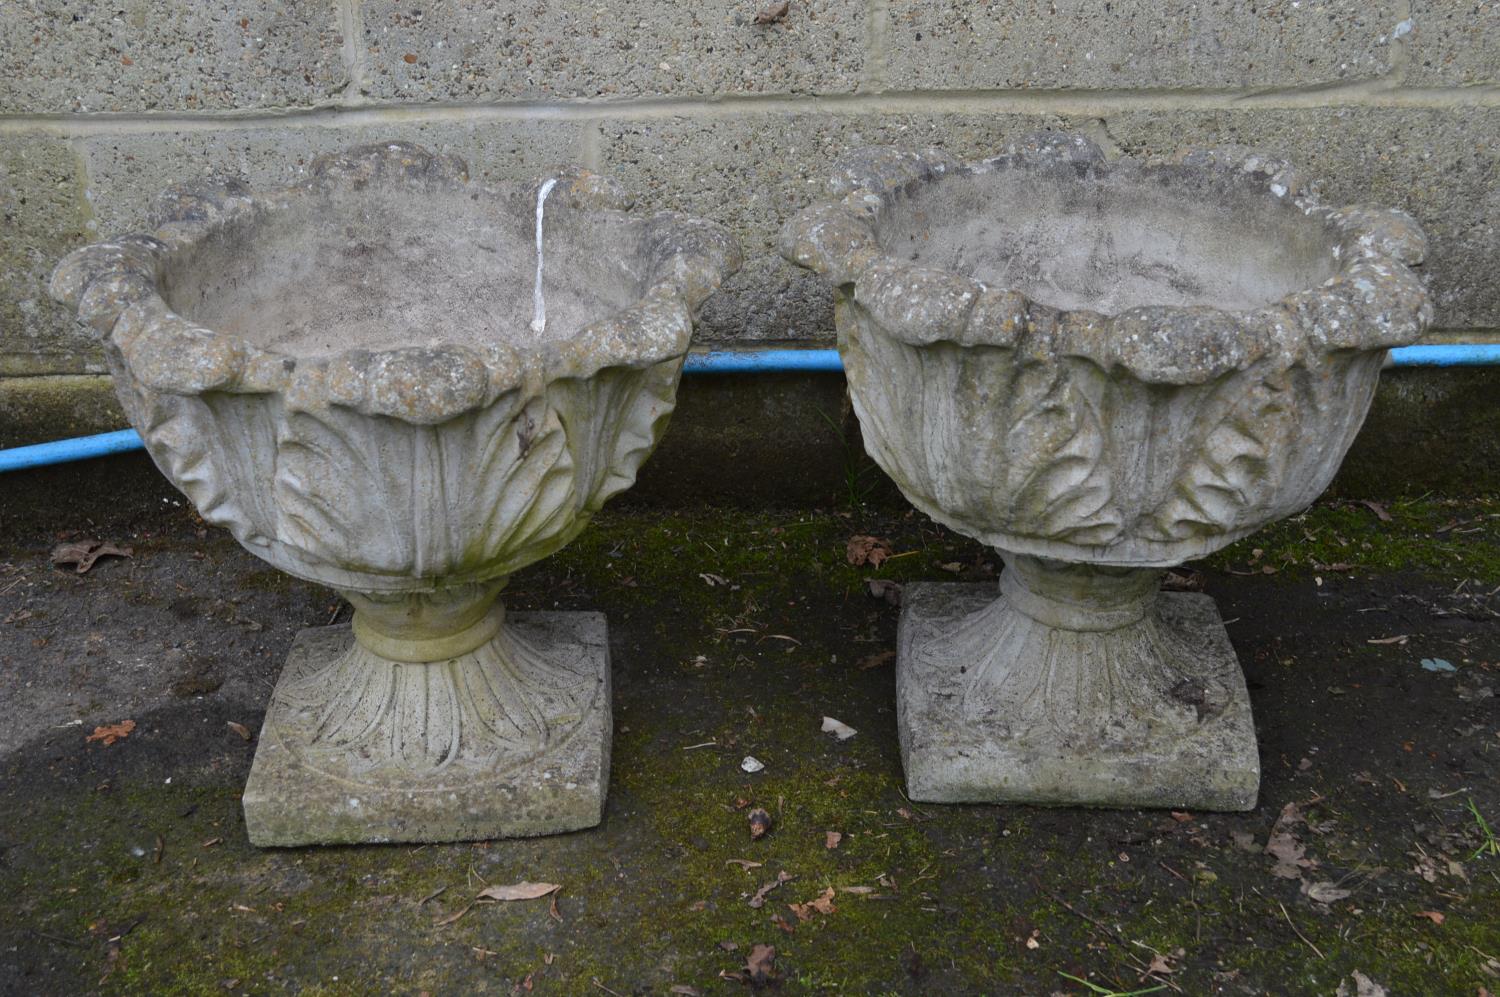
[782,135,1431,567]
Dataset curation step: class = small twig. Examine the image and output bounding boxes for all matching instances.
[591,979,625,996]
[29,928,86,949]
[1044,888,1183,993]
[681,741,717,751]
[1157,860,1189,884]
[1279,901,1324,959]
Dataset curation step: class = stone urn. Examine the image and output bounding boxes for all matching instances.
[51,142,740,845]
[782,135,1430,810]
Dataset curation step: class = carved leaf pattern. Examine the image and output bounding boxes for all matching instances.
[274,622,599,781]
[913,590,1226,746]
[842,300,1384,562]
[121,358,680,590]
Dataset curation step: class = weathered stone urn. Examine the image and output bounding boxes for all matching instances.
[782,135,1431,810]
[51,142,740,844]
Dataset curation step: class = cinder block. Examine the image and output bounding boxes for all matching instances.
[0,1,348,113]
[597,110,1080,340]
[1105,106,1500,333]
[358,0,866,101]
[1406,1,1500,85]
[881,0,1400,91]
[0,134,100,377]
[76,119,585,236]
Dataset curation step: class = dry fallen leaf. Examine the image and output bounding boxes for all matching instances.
[753,1,790,25]
[789,886,836,921]
[476,882,561,902]
[825,830,843,850]
[226,721,252,742]
[1415,909,1446,925]
[86,720,136,746]
[770,912,796,935]
[748,871,792,909]
[748,807,773,840]
[669,986,703,996]
[1144,952,1176,976]
[821,716,857,741]
[744,943,777,985]
[1265,802,1315,879]
[867,578,902,606]
[1303,881,1352,904]
[726,858,764,871]
[51,539,133,574]
[858,650,895,670]
[1336,969,1389,997]
[846,534,893,568]
[1161,568,1206,592]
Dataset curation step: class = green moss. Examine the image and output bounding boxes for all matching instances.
[5,500,1499,993]
[1206,496,1500,579]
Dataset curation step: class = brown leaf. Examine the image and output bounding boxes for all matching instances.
[1360,500,1392,522]
[753,1,790,25]
[1415,909,1446,925]
[789,886,837,921]
[825,830,843,850]
[744,944,777,985]
[1144,952,1177,976]
[1265,802,1315,879]
[475,881,561,902]
[726,858,763,871]
[748,871,792,909]
[52,540,133,574]
[1161,568,1206,592]
[226,721,252,742]
[846,534,893,568]
[85,720,136,746]
[866,578,902,606]
[748,807,772,840]
[770,913,796,935]
[857,650,895,670]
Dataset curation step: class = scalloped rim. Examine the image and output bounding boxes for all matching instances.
[780,133,1433,384]
[51,141,741,424]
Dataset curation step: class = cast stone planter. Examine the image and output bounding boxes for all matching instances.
[51,142,740,845]
[782,134,1431,810]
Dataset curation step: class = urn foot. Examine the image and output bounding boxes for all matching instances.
[244,608,610,846]
[896,562,1258,810]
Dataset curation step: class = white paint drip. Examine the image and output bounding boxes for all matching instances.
[529,177,559,335]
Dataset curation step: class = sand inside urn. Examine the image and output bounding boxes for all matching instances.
[878,162,1340,315]
[161,185,646,359]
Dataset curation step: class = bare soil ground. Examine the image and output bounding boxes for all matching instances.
[1,493,1497,995]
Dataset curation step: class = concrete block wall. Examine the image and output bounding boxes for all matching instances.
[2,2,1498,381]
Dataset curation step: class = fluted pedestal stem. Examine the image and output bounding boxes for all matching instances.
[243,582,610,846]
[896,555,1259,810]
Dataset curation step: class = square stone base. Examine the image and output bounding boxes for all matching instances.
[243,612,611,846]
[897,583,1259,811]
